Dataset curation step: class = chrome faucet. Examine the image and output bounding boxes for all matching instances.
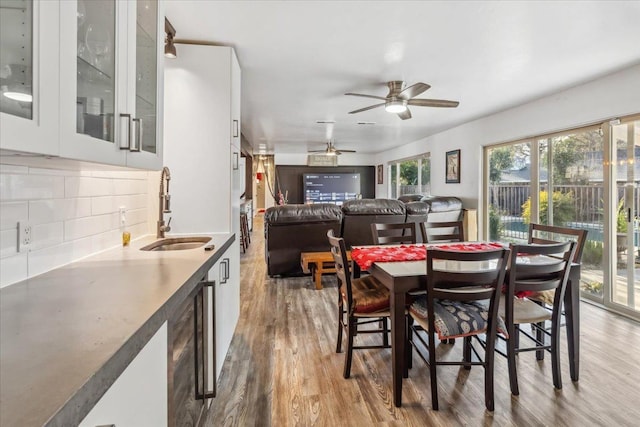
[157,166,172,238]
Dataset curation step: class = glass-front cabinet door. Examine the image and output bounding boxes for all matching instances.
[0,0,59,155]
[59,0,162,168]
[125,0,163,169]
[59,0,125,165]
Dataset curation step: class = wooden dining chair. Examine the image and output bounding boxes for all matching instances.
[420,220,464,243]
[408,247,510,411]
[327,229,397,379]
[371,222,417,245]
[526,224,587,343]
[499,241,576,395]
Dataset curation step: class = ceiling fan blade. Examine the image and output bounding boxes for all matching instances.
[308,150,327,153]
[408,98,460,108]
[397,82,430,100]
[397,108,412,120]
[348,103,385,114]
[337,149,356,153]
[345,93,386,101]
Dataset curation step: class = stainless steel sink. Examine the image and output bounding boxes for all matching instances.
[140,236,212,251]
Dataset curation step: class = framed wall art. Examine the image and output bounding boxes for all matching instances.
[445,149,460,183]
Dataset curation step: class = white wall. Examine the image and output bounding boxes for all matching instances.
[375,63,640,208]
[0,164,151,287]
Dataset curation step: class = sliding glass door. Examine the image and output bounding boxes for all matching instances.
[609,119,639,314]
[484,115,639,319]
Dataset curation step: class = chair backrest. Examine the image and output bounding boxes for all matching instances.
[420,220,464,243]
[506,242,576,309]
[527,223,587,264]
[327,229,354,308]
[424,249,509,337]
[371,222,417,245]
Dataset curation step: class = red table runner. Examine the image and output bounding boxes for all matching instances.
[351,242,506,271]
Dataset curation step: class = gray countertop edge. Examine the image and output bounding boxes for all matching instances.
[44,234,236,427]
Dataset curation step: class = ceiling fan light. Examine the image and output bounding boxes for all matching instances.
[164,39,177,58]
[385,99,407,113]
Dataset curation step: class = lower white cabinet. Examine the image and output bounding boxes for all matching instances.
[207,239,240,389]
[79,322,168,427]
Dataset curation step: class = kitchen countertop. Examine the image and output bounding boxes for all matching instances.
[0,233,234,427]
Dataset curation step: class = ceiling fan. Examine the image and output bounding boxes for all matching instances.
[345,81,459,120]
[308,141,356,156]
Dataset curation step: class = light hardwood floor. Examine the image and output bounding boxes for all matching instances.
[204,215,640,426]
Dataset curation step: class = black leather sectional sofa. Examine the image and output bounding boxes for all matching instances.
[264,196,463,277]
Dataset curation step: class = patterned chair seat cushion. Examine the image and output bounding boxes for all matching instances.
[410,296,508,340]
[342,275,390,314]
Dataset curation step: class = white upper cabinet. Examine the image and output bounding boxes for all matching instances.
[0,0,163,170]
[59,0,163,169]
[0,0,60,155]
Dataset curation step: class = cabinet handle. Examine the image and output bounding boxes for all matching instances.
[194,280,216,400]
[130,118,142,152]
[220,258,230,284]
[119,113,132,150]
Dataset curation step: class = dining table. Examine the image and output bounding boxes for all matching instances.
[354,243,581,408]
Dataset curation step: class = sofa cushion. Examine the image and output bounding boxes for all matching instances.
[341,199,406,215]
[340,199,407,248]
[264,203,343,225]
[422,196,462,213]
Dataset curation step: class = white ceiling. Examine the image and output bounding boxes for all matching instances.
[165,1,640,155]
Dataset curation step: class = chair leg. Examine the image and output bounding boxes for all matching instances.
[343,316,355,379]
[336,303,343,353]
[406,315,413,371]
[428,330,439,410]
[484,328,497,411]
[382,318,389,347]
[551,316,563,389]
[463,336,472,370]
[507,325,520,396]
[535,321,545,361]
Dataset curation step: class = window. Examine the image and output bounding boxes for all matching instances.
[388,154,430,198]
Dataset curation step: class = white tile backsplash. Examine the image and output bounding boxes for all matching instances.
[0,174,65,201]
[0,229,18,259]
[0,164,151,288]
[30,222,64,251]
[0,202,28,230]
[91,196,116,215]
[65,176,113,198]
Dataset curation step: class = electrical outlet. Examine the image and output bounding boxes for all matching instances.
[119,206,126,227]
[18,221,32,253]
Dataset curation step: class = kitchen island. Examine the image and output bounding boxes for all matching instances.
[0,233,235,427]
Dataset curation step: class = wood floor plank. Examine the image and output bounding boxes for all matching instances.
[203,215,640,426]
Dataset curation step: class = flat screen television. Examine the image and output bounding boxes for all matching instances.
[303,173,361,205]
